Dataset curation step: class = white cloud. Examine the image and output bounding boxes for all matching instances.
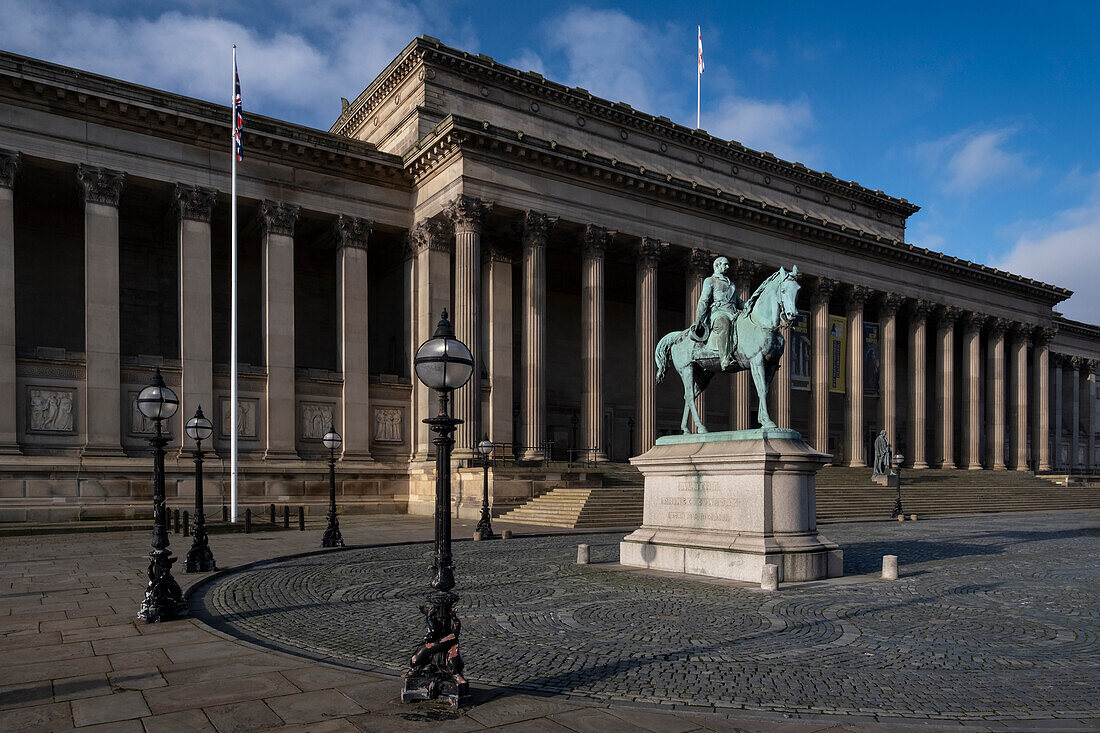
[915,126,1033,194]
[0,0,456,128]
[995,171,1100,322]
[704,94,814,163]
[506,49,547,77]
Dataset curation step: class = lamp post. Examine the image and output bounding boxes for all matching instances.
[476,434,495,540]
[184,406,216,572]
[892,452,905,519]
[136,367,184,622]
[402,309,474,708]
[321,428,344,547]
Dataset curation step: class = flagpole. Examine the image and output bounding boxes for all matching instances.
[230,44,239,523]
[697,26,701,129]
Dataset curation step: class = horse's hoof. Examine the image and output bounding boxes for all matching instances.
[697,427,708,434]
[760,421,777,430]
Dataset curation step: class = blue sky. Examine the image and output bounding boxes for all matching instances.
[2,1,1096,321]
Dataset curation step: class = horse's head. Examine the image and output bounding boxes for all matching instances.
[743,265,800,331]
[775,265,800,328]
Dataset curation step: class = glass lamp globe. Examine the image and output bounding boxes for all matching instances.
[185,405,213,442]
[894,453,904,465]
[477,434,494,457]
[137,367,179,421]
[322,429,342,451]
[413,310,474,391]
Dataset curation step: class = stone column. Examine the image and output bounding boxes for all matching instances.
[986,318,1008,470]
[174,184,217,457]
[1008,323,1030,470]
[935,306,961,468]
[486,243,514,455]
[1088,360,1098,472]
[410,219,451,460]
[581,224,613,460]
[810,278,838,456]
[0,151,20,454]
[845,285,872,467]
[772,319,793,430]
[444,195,493,458]
[962,313,987,469]
[1032,327,1055,471]
[260,200,299,460]
[878,294,904,448]
[906,299,932,469]
[635,237,667,453]
[334,215,373,462]
[521,211,556,461]
[402,237,417,458]
[77,165,126,457]
[732,260,758,430]
[686,248,711,426]
[1052,353,1064,470]
[1071,356,1083,470]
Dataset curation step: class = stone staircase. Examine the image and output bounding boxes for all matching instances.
[497,463,1099,529]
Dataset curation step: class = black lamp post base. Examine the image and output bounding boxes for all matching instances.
[475,509,495,540]
[401,591,468,708]
[139,549,185,622]
[184,526,217,573]
[322,516,344,548]
[891,498,904,519]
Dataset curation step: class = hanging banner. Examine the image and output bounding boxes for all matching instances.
[829,315,847,394]
[791,310,811,391]
[864,322,880,396]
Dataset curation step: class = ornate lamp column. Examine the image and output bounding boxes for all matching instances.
[581,224,612,460]
[321,428,344,547]
[878,294,904,449]
[521,211,556,461]
[77,164,126,457]
[810,278,838,456]
[403,310,475,708]
[686,248,712,426]
[476,434,495,539]
[845,285,872,466]
[260,200,300,460]
[635,237,667,453]
[732,259,758,430]
[1008,323,1030,470]
[184,406,216,572]
[963,312,988,469]
[1032,327,1055,471]
[445,195,493,458]
[936,306,962,468]
[987,318,1008,470]
[0,150,20,455]
[334,215,374,462]
[906,299,932,469]
[137,368,183,622]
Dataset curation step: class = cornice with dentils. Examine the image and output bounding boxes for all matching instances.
[405,114,1072,308]
[332,35,921,218]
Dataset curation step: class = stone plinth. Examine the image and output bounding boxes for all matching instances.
[620,429,842,583]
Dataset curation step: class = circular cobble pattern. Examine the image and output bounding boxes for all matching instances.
[194,512,1100,720]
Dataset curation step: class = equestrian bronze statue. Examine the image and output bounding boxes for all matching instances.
[655,259,800,433]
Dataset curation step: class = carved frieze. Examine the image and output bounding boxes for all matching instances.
[220,397,258,439]
[300,402,334,440]
[0,149,20,189]
[444,195,493,233]
[76,164,125,206]
[334,215,372,250]
[28,387,75,433]
[174,184,217,222]
[373,407,404,443]
[260,200,300,237]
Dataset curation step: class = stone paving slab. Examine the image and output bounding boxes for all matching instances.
[0,511,1095,731]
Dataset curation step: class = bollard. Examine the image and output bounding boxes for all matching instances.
[269,503,276,525]
[897,515,905,522]
[222,504,228,522]
[761,563,779,591]
[298,506,305,531]
[501,529,513,539]
[245,508,252,534]
[473,531,483,541]
[909,514,917,521]
[882,554,899,580]
[183,511,190,537]
[283,505,290,529]
[576,544,590,564]
[174,508,180,534]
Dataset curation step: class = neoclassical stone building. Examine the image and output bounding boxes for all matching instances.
[1,36,1097,520]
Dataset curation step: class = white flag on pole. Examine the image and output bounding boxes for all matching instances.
[698,26,705,74]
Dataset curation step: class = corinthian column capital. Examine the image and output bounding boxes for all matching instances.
[444,195,493,234]
[77,164,125,206]
[260,200,299,237]
[907,298,933,323]
[687,247,713,278]
[174,184,217,222]
[938,305,963,328]
[878,292,905,317]
[810,277,840,305]
[333,215,372,250]
[580,223,614,260]
[0,149,21,189]
[409,218,450,255]
[636,237,667,270]
[846,284,873,312]
[987,317,1009,339]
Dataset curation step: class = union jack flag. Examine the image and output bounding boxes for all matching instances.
[233,61,243,162]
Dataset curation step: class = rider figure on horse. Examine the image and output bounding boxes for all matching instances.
[691,256,744,371]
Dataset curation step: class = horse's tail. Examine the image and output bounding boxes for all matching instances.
[654,331,679,384]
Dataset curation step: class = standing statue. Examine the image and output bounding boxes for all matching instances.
[656,262,800,433]
[872,430,894,478]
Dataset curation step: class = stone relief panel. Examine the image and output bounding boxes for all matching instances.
[129,393,157,435]
[373,407,403,443]
[28,387,75,432]
[220,397,258,439]
[300,402,334,440]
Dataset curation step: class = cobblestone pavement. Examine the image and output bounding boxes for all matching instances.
[196,512,1100,724]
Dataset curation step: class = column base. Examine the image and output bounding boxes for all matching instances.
[966,463,984,470]
[340,451,376,464]
[0,442,21,455]
[263,450,300,461]
[1038,462,1052,472]
[939,461,959,470]
[991,464,1008,471]
[82,443,126,458]
[520,449,545,462]
[910,461,930,469]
